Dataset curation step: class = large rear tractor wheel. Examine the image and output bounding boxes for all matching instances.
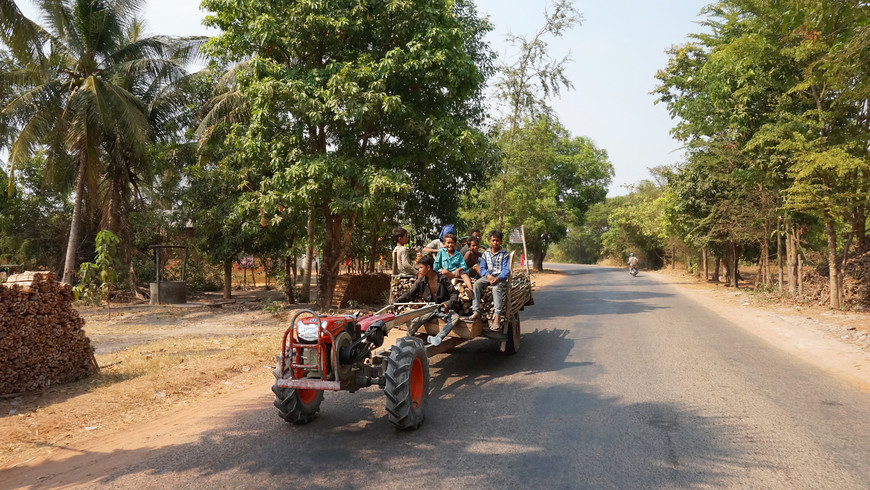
[272,384,324,425]
[384,337,429,430]
[502,312,521,354]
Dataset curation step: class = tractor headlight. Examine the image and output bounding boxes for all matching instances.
[296,321,326,342]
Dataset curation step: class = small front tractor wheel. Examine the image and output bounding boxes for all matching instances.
[502,312,521,354]
[272,384,324,425]
[384,337,429,430]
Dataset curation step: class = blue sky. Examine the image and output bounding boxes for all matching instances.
[16,0,710,196]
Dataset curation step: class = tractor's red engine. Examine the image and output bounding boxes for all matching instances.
[275,310,395,394]
[272,307,434,429]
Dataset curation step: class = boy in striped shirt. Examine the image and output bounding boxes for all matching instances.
[463,230,510,330]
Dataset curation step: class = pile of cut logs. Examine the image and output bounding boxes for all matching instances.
[1,271,98,395]
[389,275,418,303]
[796,250,870,308]
[389,271,534,321]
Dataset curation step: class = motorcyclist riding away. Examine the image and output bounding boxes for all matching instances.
[627,253,639,273]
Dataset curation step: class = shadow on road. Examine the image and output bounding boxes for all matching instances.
[524,289,675,321]
[2,325,769,488]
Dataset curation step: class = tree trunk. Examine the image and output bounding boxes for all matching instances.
[839,230,854,307]
[756,234,769,288]
[62,157,88,284]
[712,257,720,283]
[728,242,739,288]
[723,253,731,286]
[786,225,796,294]
[283,254,296,304]
[777,217,784,291]
[798,242,803,295]
[671,246,676,270]
[535,243,545,272]
[761,216,771,285]
[301,208,314,302]
[701,248,708,281]
[824,213,841,309]
[368,230,380,274]
[223,259,233,299]
[318,208,357,310]
[853,205,867,253]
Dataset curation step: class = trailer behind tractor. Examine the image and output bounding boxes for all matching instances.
[271,252,533,429]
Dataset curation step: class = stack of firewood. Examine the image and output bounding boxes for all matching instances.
[796,250,870,308]
[0,271,98,395]
[389,271,534,321]
[507,272,534,315]
[389,275,418,303]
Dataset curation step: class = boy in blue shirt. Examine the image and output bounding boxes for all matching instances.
[433,233,472,293]
[463,230,510,330]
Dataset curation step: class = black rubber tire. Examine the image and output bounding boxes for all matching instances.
[503,312,521,354]
[384,337,429,430]
[272,384,324,425]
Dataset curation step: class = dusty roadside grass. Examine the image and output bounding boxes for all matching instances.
[0,333,281,468]
[0,270,564,469]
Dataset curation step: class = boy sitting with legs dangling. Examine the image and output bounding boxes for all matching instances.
[463,230,510,331]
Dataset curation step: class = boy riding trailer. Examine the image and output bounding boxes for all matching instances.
[271,253,532,430]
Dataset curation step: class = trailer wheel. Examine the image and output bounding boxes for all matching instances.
[384,337,429,430]
[272,384,324,425]
[503,312,521,354]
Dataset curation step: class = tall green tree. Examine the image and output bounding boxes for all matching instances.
[201,0,494,308]
[464,115,612,270]
[0,0,201,284]
[492,0,582,228]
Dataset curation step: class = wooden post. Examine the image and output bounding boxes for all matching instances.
[155,248,161,305]
[521,225,530,275]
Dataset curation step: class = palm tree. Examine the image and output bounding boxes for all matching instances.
[0,0,202,284]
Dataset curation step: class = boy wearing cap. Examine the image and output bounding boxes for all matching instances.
[421,224,454,256]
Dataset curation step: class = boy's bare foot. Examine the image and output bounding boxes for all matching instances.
[462,312,480,322]
[489,315,501,331]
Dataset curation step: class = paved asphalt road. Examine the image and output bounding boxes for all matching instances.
[6,264,870,489]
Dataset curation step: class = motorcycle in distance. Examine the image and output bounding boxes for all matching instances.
[627,253,639,277]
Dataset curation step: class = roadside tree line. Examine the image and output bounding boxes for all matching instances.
[553,0,870,309]
[0,0,612,309]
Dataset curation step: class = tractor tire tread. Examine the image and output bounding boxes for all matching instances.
[384,337,428,430]
[272,383,323,425]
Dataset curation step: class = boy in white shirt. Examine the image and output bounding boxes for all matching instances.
[392,227,417,275]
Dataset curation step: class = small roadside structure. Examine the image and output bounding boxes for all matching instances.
[149,245,188,305]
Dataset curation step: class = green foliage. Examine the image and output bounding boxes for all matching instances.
[262,299,285,316]
[651,0,870,300]
[0,0,203,283]
[184,259,224,292]
[200,0,495,307]
[600,182,668,264]
[0,155,70,270]
[74,231,119,304]
[547,200,612,264]
[462,114,612,267]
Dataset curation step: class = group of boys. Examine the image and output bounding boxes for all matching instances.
[391,225,511,346]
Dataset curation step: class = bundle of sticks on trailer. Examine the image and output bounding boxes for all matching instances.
[272,251,534,429]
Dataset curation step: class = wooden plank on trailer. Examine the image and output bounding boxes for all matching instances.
[424,336,466,357]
